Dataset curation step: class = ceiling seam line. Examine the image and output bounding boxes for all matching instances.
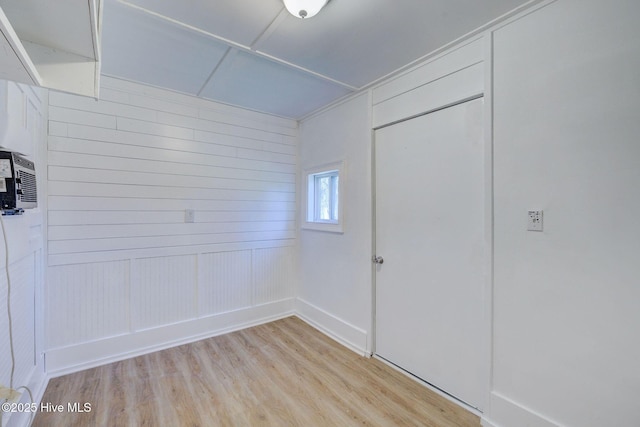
[249,8,289,50]
[253,50,358,91]
[116,0,249,50]
[116,0,357,91]
[197,47,233,97]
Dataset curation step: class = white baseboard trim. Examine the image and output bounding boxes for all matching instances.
[45,299,295,377]
[482,392,562,427]
[295,298,368,356]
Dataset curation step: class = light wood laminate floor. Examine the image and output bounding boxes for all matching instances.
[34,317,480,426]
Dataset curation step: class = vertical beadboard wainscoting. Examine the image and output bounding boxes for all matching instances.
[45,77,297,375]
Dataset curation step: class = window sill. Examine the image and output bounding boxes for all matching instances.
[301,221,344,234]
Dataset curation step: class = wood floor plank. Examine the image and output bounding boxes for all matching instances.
[33,317,481,427]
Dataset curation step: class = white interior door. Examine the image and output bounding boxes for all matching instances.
[374,97,485,410]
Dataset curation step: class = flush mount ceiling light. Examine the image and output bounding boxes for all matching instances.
[283,0,329,19]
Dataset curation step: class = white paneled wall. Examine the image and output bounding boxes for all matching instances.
[488,1,640,426]
[46,77,297,373]
[297,93,372,356]
[0,80,47,427]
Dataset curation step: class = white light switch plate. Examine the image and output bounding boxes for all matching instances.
[527,210,543,231]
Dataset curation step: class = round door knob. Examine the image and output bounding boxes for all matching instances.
[372,256,384,264]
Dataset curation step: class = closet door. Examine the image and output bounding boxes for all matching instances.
[374,97,485,410]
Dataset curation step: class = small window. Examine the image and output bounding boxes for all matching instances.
[303,161,344,233]
[311,171,339,223]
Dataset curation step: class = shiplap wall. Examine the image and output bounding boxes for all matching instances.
[46,76,297,373]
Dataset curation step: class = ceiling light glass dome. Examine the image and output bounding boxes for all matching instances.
[283,0,329,19]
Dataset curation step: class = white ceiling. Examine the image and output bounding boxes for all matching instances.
[101,0,533,119]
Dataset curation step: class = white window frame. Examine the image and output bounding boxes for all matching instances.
[302,160,344,233]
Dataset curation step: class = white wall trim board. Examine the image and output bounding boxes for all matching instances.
[482,30,496,413]
[295,298,368,356]
[482,392,562,427]
[371,38,484,106]
[48,240,296,267]
[372,62,484,128]
[485,0,557,35]
[46,298,295,377]
[366,88,375,357]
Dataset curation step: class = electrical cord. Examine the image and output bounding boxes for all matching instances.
[0,212,35,425]
[0,212,16,391]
